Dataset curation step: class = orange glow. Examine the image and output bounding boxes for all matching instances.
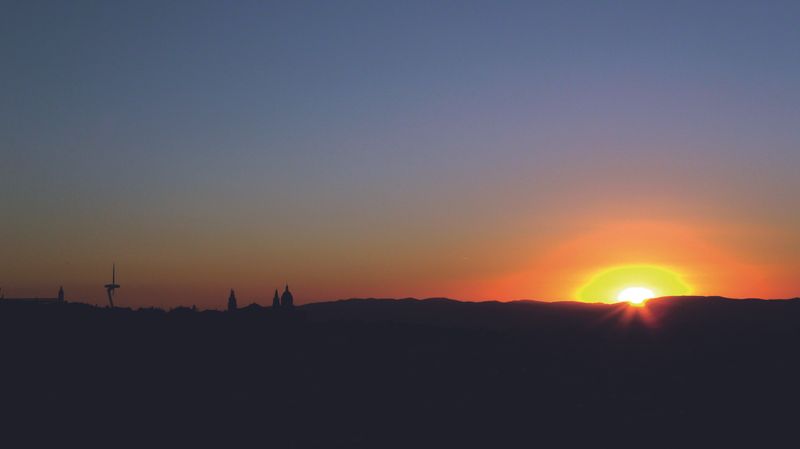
[438,219,789,305]
[5,217,799,309]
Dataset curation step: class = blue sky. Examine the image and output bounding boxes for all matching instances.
[3,1,799,306]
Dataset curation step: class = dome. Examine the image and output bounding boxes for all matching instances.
[280,285,294,307]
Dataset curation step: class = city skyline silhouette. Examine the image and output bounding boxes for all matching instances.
[3,1,800,446]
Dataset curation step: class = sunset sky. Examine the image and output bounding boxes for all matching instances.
[3,1,799,308]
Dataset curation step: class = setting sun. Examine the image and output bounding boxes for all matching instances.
[617,287,655,305]
[576,265,692,303]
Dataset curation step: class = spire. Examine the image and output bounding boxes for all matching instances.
[272,289,280,308]
[227,289,237,312]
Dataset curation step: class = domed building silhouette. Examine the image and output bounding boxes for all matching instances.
[225,285,294,310]
[280,285,294,308]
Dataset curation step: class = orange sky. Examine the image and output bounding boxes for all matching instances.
[5,213,798,309]
[4,2,800,309]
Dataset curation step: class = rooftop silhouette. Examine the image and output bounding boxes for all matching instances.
[226,285,295,311]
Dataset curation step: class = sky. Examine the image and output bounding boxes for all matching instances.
[3,0,800,308]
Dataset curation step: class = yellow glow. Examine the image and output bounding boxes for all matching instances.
[576,264,692,303]
[617,287,655,305]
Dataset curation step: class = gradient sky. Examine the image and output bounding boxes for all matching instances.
[3,0,800,308]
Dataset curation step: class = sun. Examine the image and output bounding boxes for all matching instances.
[617,287,655,305]
[576,264,692,303]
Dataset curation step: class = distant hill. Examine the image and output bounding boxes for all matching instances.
[301,295,800,334]
[2,295,800,446]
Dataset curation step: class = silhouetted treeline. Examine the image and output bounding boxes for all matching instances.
[2,297,799,447]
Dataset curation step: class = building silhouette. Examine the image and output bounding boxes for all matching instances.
[280,285,294,308]
[225,285,294,310]
[272,289,280,308]
[228,289,237,312]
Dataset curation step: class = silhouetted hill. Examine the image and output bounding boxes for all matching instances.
[2,296,799,447]
[304,295,800,334]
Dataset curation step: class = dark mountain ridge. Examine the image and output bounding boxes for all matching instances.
[2,296,799,447]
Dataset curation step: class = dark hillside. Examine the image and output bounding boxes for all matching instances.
[2,297,799,447]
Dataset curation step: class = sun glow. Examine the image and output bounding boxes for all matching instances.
[576,264,692,303]
[617,287,655,305]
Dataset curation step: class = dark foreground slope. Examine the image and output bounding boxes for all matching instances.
[2,297,800,447]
